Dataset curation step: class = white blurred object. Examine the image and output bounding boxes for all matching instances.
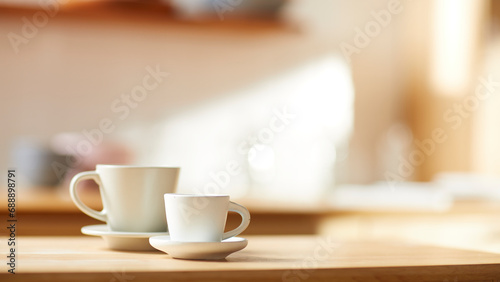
[166,0,285,19]
[377,122,413,181]
[145,54,354,202]
[329,182,452,212]
[167,0,211,18]
[433,172,500,201]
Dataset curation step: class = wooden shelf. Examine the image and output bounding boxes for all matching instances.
[6,186,340,214]
[1,187,335,236]
[5,186,500,238]
[0,0,290,30]
[7,186,500,215]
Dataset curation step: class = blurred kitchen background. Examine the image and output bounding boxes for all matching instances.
[2,0,500,237]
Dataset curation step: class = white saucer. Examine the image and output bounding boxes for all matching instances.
[149,236,248,260]
[81,224,168,251]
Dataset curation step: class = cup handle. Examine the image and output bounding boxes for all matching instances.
[222,202,250,240]
[69,171,107,222]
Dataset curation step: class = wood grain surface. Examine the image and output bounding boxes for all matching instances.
[1,235,500,281]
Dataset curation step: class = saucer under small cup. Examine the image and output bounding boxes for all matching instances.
[81,224,169,251]
[149,235,248,260]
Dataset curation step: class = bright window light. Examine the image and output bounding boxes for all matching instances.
[430,0,479,96]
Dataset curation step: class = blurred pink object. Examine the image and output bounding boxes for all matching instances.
[51,132,134,190]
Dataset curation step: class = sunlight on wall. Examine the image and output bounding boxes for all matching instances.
[139,54,354,202]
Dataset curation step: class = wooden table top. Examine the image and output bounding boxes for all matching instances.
[2,235,500,281]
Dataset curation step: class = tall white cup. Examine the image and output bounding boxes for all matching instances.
[164,194,250,242]
[69,165,180,232]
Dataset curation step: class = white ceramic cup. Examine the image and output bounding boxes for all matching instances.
[69,165,180,232]
[164,194,250,242]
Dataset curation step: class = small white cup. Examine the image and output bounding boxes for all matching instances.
[164,194,250,242]
[69,165,180,232]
